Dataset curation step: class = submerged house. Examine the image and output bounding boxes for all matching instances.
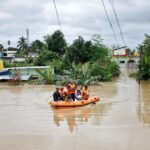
[0,66,54,81]
[2,47,18,62]
[112,46,139,68]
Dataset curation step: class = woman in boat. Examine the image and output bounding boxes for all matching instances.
[75,89,82,100]
[82,85,90,100]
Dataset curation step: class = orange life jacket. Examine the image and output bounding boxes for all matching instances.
[67,83,75,94]
[82,89,89,100]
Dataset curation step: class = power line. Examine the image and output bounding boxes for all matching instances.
[109,0,126,46]
[52,0,62,31]
[101,0,119,46]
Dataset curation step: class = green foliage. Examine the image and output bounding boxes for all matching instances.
[68,36,93,64]
[3,61,13,68]
[44,30,67,56]
[15,50,26,57]
[63,47,71,67]
[25,57,34,65]
[36,66,55,84]
[89,61,119,81]
[77,63,93,85]
[17,36,28,56]
[98,61,119,81]
[31,40,45,52]
[90,62,101,76]
[108,61,120,76]
[90,45,110,63]
[142,34,150,56]
[34,50,59,66]
[140,56,150,80]
[100,67,112,81]
[69,63,80,80]
[91,34,110,64]
[2,30,121,84]
[49,59,64,74]
[69,63,102,85]
[138,34,150,80]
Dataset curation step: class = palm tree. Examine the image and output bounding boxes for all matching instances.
[17,36,28,56]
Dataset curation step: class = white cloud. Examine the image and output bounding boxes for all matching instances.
[0,0,150,49]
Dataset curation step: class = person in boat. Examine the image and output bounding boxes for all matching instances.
[82,85,90,100]
[53,87,63,101]
[59,87,68,100]
[67,81,76,101]
[75,89,82,100]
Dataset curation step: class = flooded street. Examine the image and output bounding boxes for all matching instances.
[0,68,150,150]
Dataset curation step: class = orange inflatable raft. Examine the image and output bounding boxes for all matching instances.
[49,96,100,107]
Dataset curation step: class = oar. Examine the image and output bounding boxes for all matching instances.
[47,95,53,102]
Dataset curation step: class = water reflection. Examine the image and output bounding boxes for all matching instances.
[53,107,90,132]
[52,103,112,132]
[138,81,150,126]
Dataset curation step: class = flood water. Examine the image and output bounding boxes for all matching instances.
[0,68,150,150]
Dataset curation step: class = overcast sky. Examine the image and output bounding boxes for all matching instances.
[0,0,150,49]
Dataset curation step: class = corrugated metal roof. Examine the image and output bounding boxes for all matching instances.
[0,75,31,81]
[6,66,50,70]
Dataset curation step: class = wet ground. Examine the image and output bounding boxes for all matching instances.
[0,68,150,150]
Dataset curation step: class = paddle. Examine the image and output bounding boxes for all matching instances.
[47,95,53,102]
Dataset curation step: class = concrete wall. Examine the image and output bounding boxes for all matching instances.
[7,66,54,77]
[113,56,139,68]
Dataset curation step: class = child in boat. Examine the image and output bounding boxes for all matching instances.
[75,89,82,100]
[82,85,90,100]
[53,88,63,101]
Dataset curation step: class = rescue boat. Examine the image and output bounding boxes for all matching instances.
[49,96,100,108]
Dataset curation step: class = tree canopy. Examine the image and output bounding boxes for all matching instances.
[31,40,45,52]
[44,30,67,56]
[67,36,93,64]
[139,34,150,80]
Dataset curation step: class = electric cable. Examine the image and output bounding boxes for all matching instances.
[52,0,62,31]
[101,0,119,46]
[109,0,126,46]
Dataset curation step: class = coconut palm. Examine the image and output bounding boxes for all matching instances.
[17,36,28,56]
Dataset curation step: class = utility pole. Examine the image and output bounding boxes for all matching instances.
[26,28,29,46]
[138,46,142,84]
[138,45,142,121]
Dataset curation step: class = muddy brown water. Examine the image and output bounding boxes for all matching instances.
[0,68,150,150]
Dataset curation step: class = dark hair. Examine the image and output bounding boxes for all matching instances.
[84,85,88,90]
[56,87,59,90]
[77,89,81,94]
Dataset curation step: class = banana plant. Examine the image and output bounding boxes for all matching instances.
[36,66,55,84]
